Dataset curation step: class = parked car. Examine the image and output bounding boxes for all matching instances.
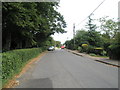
[61,46,65,49]
[47,46,55,51]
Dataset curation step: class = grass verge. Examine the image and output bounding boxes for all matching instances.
[89,53,108,58]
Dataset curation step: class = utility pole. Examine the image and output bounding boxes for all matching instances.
[66,37,69,48]
[118,1,120,30]
[73,23,75,48]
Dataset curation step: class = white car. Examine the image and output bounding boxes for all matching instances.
[47,46,55,51]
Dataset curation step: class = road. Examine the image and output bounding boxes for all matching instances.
[15,49,118,88]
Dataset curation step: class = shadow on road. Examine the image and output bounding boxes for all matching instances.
[16,78,53,88]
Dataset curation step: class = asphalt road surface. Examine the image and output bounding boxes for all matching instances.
[15,49,118,88]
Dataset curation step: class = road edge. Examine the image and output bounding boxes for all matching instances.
[66,49,120,68]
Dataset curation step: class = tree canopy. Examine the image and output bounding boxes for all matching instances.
[2,2,67,51]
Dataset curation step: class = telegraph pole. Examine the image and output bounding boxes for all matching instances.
[118,1,120,32]
[73,23,75,48]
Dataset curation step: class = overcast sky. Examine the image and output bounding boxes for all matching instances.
[52,0,120,44]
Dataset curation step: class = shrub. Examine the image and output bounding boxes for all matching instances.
[89,53,97,56]
[94,48,103,55]
[101,50,107,56]
[72,45,78,50]
[77,47,82,52]
[0,53,2,89]
[108,44,120,60]
[2,48,45,86]
[81,44,88,47]
[81,44,89,52]
[86,45,95,54]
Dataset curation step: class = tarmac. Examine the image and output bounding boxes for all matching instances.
[66,49,120,68]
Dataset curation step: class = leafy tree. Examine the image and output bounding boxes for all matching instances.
[74,30,89,46]
[64,39,74,50]
[55,41,62,48]
[85,15,102,47]
[98,17,119,57]
[108,31,120,60]
[99,16,118,38]
[2,2,67,51]
[65,15,119,59]
[86,15,97,31]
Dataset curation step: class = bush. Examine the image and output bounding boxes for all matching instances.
[89,53,97,56]
[0,53,2,89]
[81,44,89,52]
[108,44,120,60]
[101,50,107,56]
[77,47,82,52]
[86,45,95,54]
[73,45,78,50]
[81,44,88,47]
[2,48,45,86]
[94,48,103,55]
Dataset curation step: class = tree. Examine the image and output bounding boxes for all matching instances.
[99,16,118,38]
[108,32,120,60]
[98,17,119,57]
[55,41,62,48]
[85,15,102,47]
[74,30,89,46]
[64,39,75,50]
[2,2,67,51]
[86,15,97,31]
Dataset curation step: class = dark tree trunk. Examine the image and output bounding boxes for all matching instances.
[4,32,11,51]
[16,41,22,49]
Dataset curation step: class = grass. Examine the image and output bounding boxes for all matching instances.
[89,53,108,58]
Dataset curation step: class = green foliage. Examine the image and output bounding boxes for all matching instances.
[65,29,102,50]
[38,36,55,48]
[89,53,108,58]
[81,44,88,47]
[108,43,120,60]
[65,16,119,59]
[94,48,103,55]
[2,48,45,86]
[75,30,102,47]
[73,45,78,50]
[86,45,95,54]
[2,2,67,51]
[81,44,88,52]
[85,15,103,46]
[99,16,118,38]
[81,46,104,56]
[0,53,2,89]
[77,47,82,52]
[55,41,62,48]
[64,39,74,50]
[86,30,102,47]
[86,15,97,31]
[75,30,89,46]
[89,53,97,56]
[101,50,107,56]
[99,17,120,59]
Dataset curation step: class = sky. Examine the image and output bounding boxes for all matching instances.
[52,0,120,44]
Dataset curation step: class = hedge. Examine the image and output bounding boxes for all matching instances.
[108,44,120,60]
[2,48,45,87]
[0,53,2,89]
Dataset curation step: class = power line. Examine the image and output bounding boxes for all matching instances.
[76,0,106,27]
